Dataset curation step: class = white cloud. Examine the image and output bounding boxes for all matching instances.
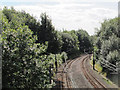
[2,0,118,35]
[77,8,117,35]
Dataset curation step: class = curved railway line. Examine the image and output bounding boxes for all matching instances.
[57,57,79,89]
[81,55,107,89]
[56,54,109,89]
[60,59,75,88]
[58,56,83,89]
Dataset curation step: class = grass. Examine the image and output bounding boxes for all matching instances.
[90,55,103,73]
[90,56,120,89]
[103,76,113,85]
[90,55,113,85]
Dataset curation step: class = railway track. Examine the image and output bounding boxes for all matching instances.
[58,57,78,89]
[81,55,107,89]
[66,59,77,88]
[57,54,109,89]
[61,56,83,88]
[62,59,74,88]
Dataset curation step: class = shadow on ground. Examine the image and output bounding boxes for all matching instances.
[52,79,64,89]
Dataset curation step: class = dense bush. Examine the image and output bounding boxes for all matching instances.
[1,8,67,88]
[2,7,62,54]
[94,18,120,72]
[2,14,53,88]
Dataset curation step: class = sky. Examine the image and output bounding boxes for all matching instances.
[0,0,119,35]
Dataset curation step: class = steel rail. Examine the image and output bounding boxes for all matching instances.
[81,55,107,89]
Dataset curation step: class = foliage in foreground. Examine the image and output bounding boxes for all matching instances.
[1,9,67,88]
[1,7,93,88]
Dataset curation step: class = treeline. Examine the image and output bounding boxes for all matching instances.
[93,17,120,73]
[1,7,93,88]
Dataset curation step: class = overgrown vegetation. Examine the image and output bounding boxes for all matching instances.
[2,5,119,89]
[93,17,120,73]
[90,55,115,85]
[1,7,93,88]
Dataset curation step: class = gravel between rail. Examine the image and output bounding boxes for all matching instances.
[53,54,118,89]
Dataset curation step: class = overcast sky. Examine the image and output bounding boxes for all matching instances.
[0,0,118,35]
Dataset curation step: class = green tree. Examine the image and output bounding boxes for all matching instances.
[94,18,120,72]
[2,7,68,88]
[39,13,62,54]
[60,30,79,58]
[76,29,92,53]
[2,7,40,35]
[1,11,54,88]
